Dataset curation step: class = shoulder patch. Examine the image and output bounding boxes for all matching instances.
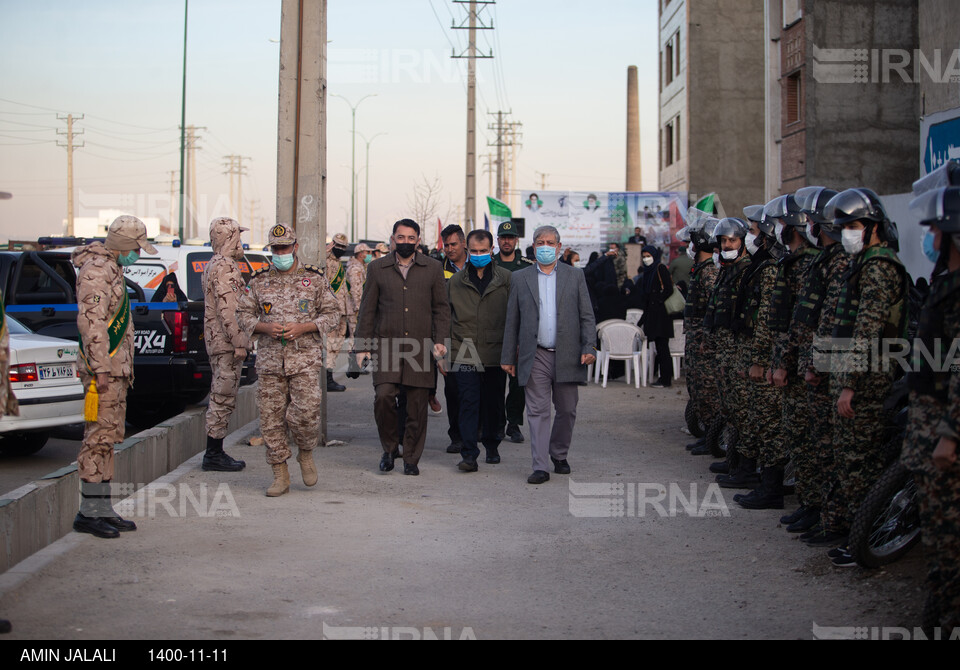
[304,264,325,276]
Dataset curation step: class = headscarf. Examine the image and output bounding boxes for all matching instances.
[639,245,663,295]
[612,246,628,287]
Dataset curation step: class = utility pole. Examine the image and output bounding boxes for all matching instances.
[482,153,495,201]
[452,0,494,232]
[223,155,250,226]
[487,111,512,202]
[534,171,549,191]
[507,120,523,212]
[57,114,84,237]
[168,170,177,235]
[182,125,205,239]
[178,0,189,241]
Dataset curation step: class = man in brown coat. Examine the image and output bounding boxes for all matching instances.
[355,219,450,476]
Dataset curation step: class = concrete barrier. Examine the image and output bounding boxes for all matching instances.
[0,385,258,573]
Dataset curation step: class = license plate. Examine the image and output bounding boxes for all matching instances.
[39,364,74,380]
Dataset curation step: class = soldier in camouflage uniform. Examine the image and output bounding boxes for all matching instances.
[747,194,821,510]
[324,233,350,392]
[346,242,372,339]
[814,189,910,564]
[201,217,249,472]
[729,210,786,509]
[72,216,158,538]
[494,219,534,443]
[901,185,960,629]
[237,224,340,497]
[703,218,753,473]
[676,213,719,454]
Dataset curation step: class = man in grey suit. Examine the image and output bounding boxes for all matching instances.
[501,225,597,485]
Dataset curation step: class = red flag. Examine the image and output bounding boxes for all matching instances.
[436,217,443,251]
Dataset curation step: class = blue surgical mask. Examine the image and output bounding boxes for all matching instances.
[117,250,140,267]
[923,230,939,264]
[469,253,492,268]
[273,253,295,271]
[535,246,558,265]
[364,254,373,264]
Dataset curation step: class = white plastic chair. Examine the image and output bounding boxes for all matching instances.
[647,319,686,384]
[590,320,625,383]
[598,322,648,389]
[625,308,644,326]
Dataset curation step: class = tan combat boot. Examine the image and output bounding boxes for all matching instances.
[266,462,290,497]
[297,450,318,487]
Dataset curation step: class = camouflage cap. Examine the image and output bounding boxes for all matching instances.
[375,242,389,254]
[332,233,349,249]
[268,223,297,246]
[497,220,519,238]
[105,215,158,254]
[354,242,372,254]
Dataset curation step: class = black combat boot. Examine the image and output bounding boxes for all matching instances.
[786,506,821,533]
[202,436,246,472]
[716,456,759,489]
[99,480,137,532]
[737,466,785,510]
[327,369,346,392]
[73,482,120,539]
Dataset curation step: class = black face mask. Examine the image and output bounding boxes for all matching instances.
[332,248,346,259]
[396,243,417,259]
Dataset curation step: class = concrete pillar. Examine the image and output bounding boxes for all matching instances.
[277,0,326,267]
[626,66,642,192]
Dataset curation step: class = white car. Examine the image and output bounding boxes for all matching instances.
[0,316,84,456]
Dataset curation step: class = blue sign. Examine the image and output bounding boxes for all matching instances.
[924,115,960,174]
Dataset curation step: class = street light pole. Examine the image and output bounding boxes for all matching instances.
[331,93,376,242]
[358,131,386,240]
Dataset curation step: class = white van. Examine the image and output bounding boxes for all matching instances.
[124,243,272,301]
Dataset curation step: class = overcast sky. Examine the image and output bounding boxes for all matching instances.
[0,0,660,246]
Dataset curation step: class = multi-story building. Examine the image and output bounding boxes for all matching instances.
[658,0,766,217]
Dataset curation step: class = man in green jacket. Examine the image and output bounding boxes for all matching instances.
[447,229,512,472]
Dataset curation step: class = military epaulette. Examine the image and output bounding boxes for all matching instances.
[249,267,270,280]
[520,257,534,265]
[303,264,325,276]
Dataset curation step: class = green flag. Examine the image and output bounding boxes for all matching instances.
[487,197,512,227]
[695,193,717,215]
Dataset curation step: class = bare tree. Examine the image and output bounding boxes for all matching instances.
[407,174,447,247]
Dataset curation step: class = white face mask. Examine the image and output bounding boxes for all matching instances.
[805,223,820,246]
[643,256,655,267]
[686,243,697,260]
[721,249,740,262]
[712,250,721,268]
[745,233,760,256]
[774,222,785,244]
[842,228,864,255]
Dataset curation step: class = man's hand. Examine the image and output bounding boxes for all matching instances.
[772,368,788,387]
[95,373,109,391]
[805,370,821,387]
[501,365,516,378]
[749,365,765,381]
[355,352,370,369]
[255,321,284,339]
[581,353,597,366]
[233,347,247,361]
[933,437,958,471]
[281,322,316,340]
[837,387,856,419]
[433,343,447,360]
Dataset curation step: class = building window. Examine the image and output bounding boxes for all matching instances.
[675,115,681,161]
[786,72,802,124]
[782,0,802,27]
[665,40,674,86]
[665,122,675,167]
[659,50,663,92]
[674,31,681,78]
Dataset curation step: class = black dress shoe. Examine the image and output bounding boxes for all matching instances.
[458,459,479,473]
[506,424,525,443]
[485,447,501,465]
[403,463,420,477]
[379,449,400,473]
[446,441,463,455]
[73,512,120,539]
[527,471,550,485]
[102,514,137,532]
[550,457,571,475]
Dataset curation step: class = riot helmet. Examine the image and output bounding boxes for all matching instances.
[824,188,899,248]
[795,186,841,243]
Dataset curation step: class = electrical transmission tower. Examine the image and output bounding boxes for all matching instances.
[223,155,251,227]
[57,114,84,237]
[451,0,494,232]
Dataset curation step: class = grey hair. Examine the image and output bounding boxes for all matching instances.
[533,225,561,245]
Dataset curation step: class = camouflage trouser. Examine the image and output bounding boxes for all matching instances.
[751,374,784,466]
[687,329,721,423]
[205,353,242,439]
[901,393,960,631]
[325,317,348,371]
[803,379,835,509]
[776,378,808,475]
[77,374,130,483]
[258,369,322,465]
[724,334,757,459]
[821,374,892,532]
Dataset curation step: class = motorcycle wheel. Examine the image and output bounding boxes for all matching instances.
[848,461,921,569]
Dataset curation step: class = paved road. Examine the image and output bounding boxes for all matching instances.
[0,377,927,640]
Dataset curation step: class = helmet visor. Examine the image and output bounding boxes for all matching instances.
[743,205,764,224]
